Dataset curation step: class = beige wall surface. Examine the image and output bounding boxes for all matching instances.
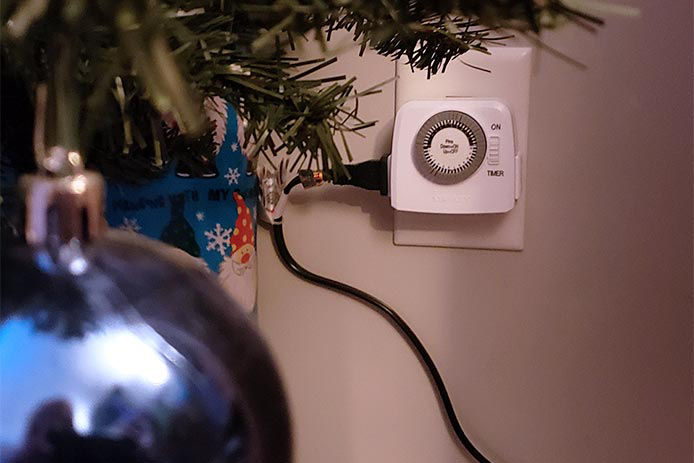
[257,2,694,462]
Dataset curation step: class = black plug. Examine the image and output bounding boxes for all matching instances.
[331,155,389,196]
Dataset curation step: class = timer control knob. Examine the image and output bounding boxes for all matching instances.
[415,110,487,183]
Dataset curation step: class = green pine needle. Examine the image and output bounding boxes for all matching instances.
[1,0,602,181]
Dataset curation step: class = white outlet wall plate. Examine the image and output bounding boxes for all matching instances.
[393,46,532,251]
[390,99,518,214]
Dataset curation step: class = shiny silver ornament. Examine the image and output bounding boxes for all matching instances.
[1,163,291,463]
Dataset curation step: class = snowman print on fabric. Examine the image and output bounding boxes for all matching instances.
[106,98,258,315]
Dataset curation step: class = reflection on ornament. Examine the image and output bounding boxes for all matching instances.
[2,230,289,462]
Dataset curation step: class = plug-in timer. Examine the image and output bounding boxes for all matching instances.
[390,99,520,214]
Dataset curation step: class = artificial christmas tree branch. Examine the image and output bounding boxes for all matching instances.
[1,0,602,182]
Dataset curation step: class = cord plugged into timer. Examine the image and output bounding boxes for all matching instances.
[260,158,496,463]
[260,99,525,462]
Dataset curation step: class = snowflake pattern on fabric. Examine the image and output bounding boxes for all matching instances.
[105,101,258,315]
[205,223,232,256]
[224,167,240,185]
[119,217,141,233]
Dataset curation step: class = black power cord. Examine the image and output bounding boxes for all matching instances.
[271,168,495,463]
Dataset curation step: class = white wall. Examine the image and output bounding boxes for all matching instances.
[258,3,694,462]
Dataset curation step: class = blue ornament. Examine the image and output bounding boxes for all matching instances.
[1,169,290,463]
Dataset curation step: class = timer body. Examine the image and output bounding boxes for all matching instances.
[390,99,519,214]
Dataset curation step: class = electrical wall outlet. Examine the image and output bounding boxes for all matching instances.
[393,47,532,251]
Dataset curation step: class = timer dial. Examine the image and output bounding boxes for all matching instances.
[415,110,486,182]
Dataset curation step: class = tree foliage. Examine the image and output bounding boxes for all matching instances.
[1,0,601,180]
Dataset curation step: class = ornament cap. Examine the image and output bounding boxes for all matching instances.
[21,170,106,250]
